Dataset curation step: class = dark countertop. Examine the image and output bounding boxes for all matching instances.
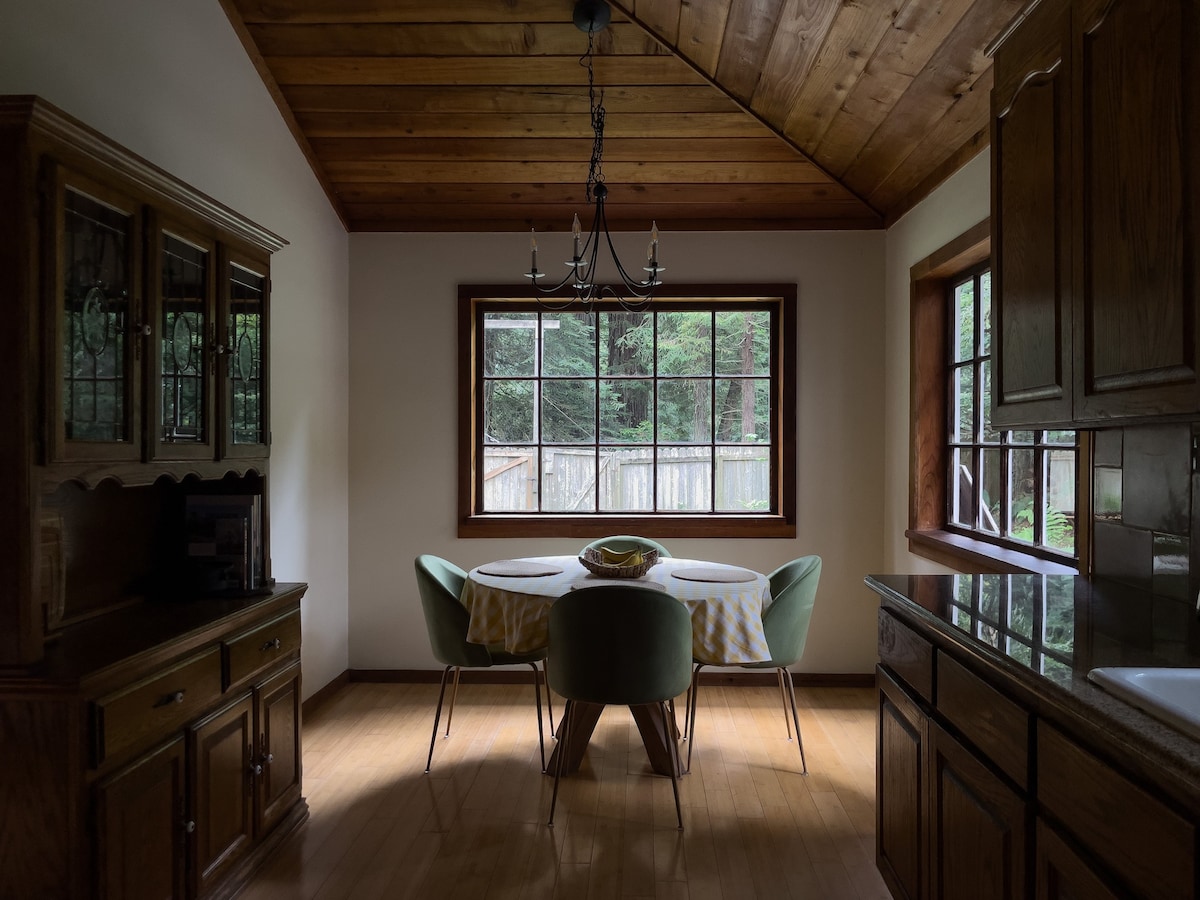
[0,582,307,690]
[866,573,1200,806]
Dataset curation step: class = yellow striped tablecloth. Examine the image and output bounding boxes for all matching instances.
[461,555,772,664]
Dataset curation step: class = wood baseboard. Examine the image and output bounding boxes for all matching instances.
[302,669,350,717]
[345,668,874,688]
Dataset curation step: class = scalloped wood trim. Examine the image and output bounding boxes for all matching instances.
[39,460,268,492]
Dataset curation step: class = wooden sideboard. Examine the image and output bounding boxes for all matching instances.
[0,95,306,898]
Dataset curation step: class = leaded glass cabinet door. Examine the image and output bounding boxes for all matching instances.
[150,218,217,461]
[48,167,144,462]
[219,248,269,458]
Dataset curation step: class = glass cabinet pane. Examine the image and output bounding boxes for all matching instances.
[62,189,133,442]
[227,263,266,446]
[160,234,208,443]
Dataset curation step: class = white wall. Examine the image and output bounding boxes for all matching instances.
[350,230,887,674]
[881,149,991,572]
[0,0,352,699]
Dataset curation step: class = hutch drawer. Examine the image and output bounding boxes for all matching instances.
[224,609,301,688]
[93,646,222,766]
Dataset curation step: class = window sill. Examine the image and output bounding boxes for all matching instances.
[459,514,795,540]
[906,529,1078,575]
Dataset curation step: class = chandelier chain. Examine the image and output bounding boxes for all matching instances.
[583,25,605,203]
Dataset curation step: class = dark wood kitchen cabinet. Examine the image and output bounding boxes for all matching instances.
[990,0,1073,428]
[877,667,928,900]
[990,0,1200,427]
[0,95,304,900]
[928,721,1027,900]
[875,603,1198,899]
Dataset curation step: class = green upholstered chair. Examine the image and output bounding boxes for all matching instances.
[414,554,553,773]
[578,535,672,559]
[546,584,692,829]
[684,555,822,774]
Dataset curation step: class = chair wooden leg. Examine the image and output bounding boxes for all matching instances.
[425,665,453,773]
[444,666,462,737]
[781,667,807,775]
[776,668,793,740]
[548,700,573,827]
[527,662,547,773]
[666,700,684,830]
[685,663,705,774]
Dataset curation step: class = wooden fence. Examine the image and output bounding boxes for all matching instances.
[482,445,770,512]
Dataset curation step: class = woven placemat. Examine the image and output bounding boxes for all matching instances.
[670,566,758,583]
[477,560,564,577]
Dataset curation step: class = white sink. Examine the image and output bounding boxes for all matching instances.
[1087,667,1200,741]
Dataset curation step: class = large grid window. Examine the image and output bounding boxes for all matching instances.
[459,289,796,538]
[947,266,1077,559]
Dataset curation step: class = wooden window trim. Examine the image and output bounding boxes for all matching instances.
[457,284,797,539]
[907,220,1084,576]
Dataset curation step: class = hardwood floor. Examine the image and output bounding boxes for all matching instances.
[239,681,889,900]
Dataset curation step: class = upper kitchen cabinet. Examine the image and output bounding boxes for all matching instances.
[990,0,1073,428]
[991,0,1200,427]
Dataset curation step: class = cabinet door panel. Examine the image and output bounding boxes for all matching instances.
[876,666,926,900]
[1035,819,1120,900]
[220,247,271,459]
[190,693,254,897]
[48,165,145,463]
[257,659,302,834]
[95,736,186,900]
[1074,0,1199,418]
[991,0,1072,427]
[150,216,217,461]
[930,721,1027,900]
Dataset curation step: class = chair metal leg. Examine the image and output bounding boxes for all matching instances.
[527,662,547,773]
[682,661,701,739]
[548,701,573,827]
[781,667,807,775]
[685,663,705,773]
[444,666,462,736]
[425,665,453,773]
[542,660,556,738]
[776,668,793,740]
[665,700,684,830]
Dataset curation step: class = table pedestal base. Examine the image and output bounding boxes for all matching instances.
[546,699,681,777]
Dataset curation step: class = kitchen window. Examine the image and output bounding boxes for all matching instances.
[947,265,1078,560]
[907,222,1083,574]
[457,285,796,539]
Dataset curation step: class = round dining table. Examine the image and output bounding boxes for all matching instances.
[459,554,774,776]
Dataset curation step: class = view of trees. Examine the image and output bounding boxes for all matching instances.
[482,308,772,447]
[478,303,776,514]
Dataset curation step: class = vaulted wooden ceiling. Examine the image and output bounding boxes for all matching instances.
[220,0,1021,233]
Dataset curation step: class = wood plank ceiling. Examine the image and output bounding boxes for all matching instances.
[221,0,1023,233]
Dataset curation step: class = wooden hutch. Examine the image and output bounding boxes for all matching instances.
[0,96,307,899]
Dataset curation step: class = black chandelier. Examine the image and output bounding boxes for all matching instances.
[524,0,664,308]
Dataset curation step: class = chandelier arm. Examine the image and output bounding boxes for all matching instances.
[599,202,656,299]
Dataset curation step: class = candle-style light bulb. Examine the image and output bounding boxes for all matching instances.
[530,229,538,271]
[649,221,659,267]
[572,213,582,261]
